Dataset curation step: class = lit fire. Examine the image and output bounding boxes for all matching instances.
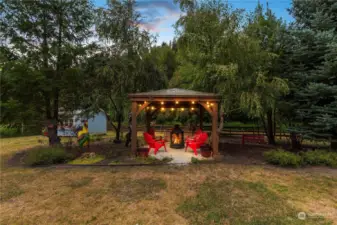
[172,133,182,144]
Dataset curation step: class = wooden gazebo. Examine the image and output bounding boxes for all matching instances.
[128,88,221,156]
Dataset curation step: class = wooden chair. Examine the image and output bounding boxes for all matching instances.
[143,132,167,155]
[185,132,208,155]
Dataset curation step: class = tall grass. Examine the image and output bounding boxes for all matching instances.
[0,125,19,137]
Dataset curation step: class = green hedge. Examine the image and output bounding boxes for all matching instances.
[25,147,75,166]
[264,149,337,168]
[0,125,19,137]
[301,150,337,167]
[264,149,302,167]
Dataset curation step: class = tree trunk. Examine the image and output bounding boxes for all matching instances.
[266,110,276,145]
[113,114,122,143]
[290,132,301,150]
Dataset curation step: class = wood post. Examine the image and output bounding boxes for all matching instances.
[212,102,219,156]
[199,105,204,130]
[131,101,137,154]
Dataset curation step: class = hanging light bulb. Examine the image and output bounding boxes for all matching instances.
[210,103,214,106]
[191,107,195,111]
[161,101,164,105]
[206,101,209,105]
[161,107,165,111]
[138,104,142,107]
[192,101,195,104]
[175,101,179,104]
[171,108,174,111]
[151,106,155,110]
[181,108,184,111]
[144,101,147,104]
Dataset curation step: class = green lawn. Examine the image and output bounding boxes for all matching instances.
[0,135,336,225]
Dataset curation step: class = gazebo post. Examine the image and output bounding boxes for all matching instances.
[212,102,219,156]
[131,101,137,154]
[199,105,204,130]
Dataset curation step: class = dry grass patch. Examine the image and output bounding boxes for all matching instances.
[67,176,93,189]
[110,177,167,202]
[177,179,330,225]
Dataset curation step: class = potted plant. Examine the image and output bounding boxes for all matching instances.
[136,138,149,157]
[200,138,213,158]
[137,147,149,157]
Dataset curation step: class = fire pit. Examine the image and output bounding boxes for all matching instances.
[170,124,184,149]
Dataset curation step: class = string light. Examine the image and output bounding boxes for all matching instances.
[210,103,214,106]
[161,107,165,111]
[206,101,209,105]
[151,106,155,110]
[161,101,164,105]
[146,106,149,110]
[181,108,184,111]
[138,104,142,107]
[191,107,195,111]
[192,101,195,104]
[144,101,147,104]
[175,101,179,104]
[171,108,174,111]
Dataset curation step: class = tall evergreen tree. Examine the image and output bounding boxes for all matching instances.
[287,0,337,138]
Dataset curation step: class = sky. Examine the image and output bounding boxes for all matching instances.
[93,0,293,45]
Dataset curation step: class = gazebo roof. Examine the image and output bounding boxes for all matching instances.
[128,88,220,100]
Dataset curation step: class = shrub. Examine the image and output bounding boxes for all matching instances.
[25,147,75,166]
[0,125,19,137]
[301,150,337,167]
[191,157,200,164]
[89,134,102,142]
[263,149,302,167]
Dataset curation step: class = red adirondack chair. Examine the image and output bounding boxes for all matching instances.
[185,132,208,155]
[185,129,203,146]
[143,132,167,155]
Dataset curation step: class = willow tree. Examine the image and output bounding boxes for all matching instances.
[86,0,166,142]
[173,0,289,144]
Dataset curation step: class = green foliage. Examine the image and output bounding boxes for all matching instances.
[1,0,95,132]
[25,147,74,166]
[264,149,337,168]
[69,154,105,165]
[264,149,302,167]
[89,134,102,142]
[301,150,337,167]
[191,157,200,164]
[283,0,337,138]
[0,125,19,137]
[136,156,173,164]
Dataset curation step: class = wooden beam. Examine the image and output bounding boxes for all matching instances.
[136,102,150,116]
[129,97,221,102]
[199,102,213,116]
[131,101,138,154]
[212,102,219,156]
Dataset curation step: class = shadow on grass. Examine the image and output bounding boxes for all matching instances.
[109,178,167,202]
[0,182,24,202]
[177,180,331,225]
[67,177,93,189]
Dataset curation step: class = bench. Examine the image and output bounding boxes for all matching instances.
[241,134,266,145]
